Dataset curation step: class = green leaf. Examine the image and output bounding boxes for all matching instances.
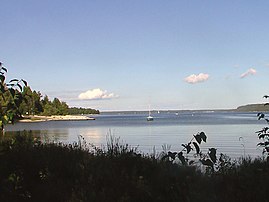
[14,93,23,106]
[200,132,207,142]
[17,83,22,91]
[168,151,177,160]
[9,79,19,83]
[192,142,200,154]
[258,134,265,139]
[9,88,15,97]
[257,113,265,120]
[3,115,9,125]
[8,113,14,124]
[208,148,217,163]
[1,67,7,73]
[200,159,214,168]
[182,143,192,154]
[178,152,186,165]
[0,84,5,93]
[194,134,202,144]
[14,99,21,107]
[259,142,269,147]
[21,79,27,86]
[6,83,14,87]
[0,75,5,82]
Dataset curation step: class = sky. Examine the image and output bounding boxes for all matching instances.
[1,0,269,111]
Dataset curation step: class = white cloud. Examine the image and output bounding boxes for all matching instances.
[78,88,118,100]
[184,73,209,84]
[240,68,256,78]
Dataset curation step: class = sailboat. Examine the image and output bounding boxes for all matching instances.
[147,105,154,121]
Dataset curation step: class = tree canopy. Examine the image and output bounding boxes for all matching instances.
[0,62,99,131]
[0,62,27,131]
[18,86,99,116]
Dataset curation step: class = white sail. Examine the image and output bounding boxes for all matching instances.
[147,104,153,121]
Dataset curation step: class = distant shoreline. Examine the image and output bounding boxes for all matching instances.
[101,104,269,113]
[18,115,95,123]
[100,109,236,114]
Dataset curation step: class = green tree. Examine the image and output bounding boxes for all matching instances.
[58,101,68,115]
[18,87,43,115]
[41,95,50,107]
[41,97,69,116]
[68,107,100,115]
[42,104,58,116]
[32,90,43,114]
[19,86,32,115]
[0,62,27,132]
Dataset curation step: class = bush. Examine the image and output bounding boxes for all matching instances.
[1,132,269,202]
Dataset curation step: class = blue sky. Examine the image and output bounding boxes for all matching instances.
[1,0,269,111]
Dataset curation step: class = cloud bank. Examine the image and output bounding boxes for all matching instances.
[78,88,117,100]
[240,68,256,78]
[184,73,209,84]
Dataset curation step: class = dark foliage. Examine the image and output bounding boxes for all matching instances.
[0,63,99,118]
[255,95,269,160]
[1,132,269,202]
[18,88,99,116]
[0,63,27,131]
[68,107,100,115]
[0,132,199,202]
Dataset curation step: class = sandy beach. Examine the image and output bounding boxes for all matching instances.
[18,115,95,122]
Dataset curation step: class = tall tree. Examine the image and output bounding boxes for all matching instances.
[0,62,27,132]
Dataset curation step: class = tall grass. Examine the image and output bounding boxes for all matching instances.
[0,131,269,202]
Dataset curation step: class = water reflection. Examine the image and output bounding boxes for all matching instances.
[4,112,266,159]
[67,127,104,146]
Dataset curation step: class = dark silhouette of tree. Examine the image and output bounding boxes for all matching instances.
[0,62,27,132]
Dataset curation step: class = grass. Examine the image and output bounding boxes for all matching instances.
[0,131,269,202]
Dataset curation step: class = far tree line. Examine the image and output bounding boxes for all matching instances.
[17,86,99,116]
[0,63,99,131]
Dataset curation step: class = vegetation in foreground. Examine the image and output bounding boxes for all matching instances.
[0,132,269,202]
[1,62,269,201]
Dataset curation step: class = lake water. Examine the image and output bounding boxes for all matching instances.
[5,111,267,159]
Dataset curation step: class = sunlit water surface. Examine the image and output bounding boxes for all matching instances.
[6,111,267,159]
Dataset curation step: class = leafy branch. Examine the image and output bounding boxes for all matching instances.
[255,95,269,159]
[0,62,27,131]
[161,131,217,170]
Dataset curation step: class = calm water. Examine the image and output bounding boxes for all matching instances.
[5,111,267,159]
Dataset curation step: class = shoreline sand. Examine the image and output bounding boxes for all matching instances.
[18,115,95,123]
